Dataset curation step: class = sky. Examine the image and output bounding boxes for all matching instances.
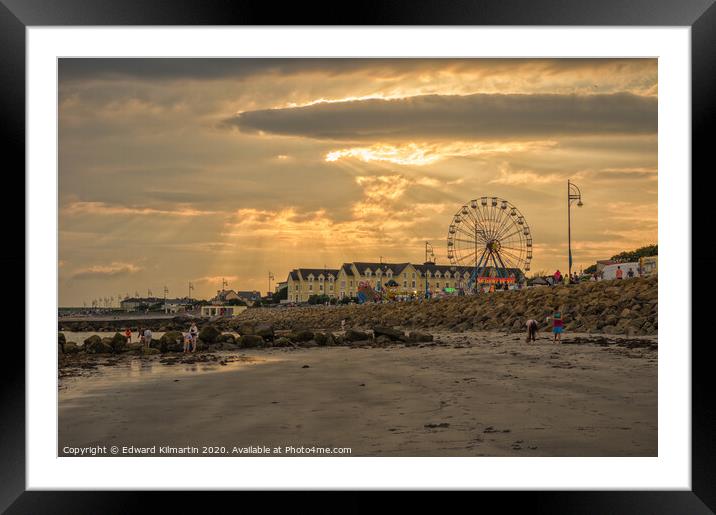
[59,58,657,306]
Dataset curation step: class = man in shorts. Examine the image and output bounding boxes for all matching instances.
[525,318,538,343]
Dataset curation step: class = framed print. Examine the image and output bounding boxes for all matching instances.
[3,0,715,511]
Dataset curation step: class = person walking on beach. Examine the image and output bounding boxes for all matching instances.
[124,327,132,344]
[549,310,564,343]
[137,326,144,346]
[525,318,538,343]
[143,328,153,348]
[615,266,623,280]
[189,322,199,351]
[627,267,635,278]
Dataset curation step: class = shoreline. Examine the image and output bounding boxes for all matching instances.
[59,330,657,457]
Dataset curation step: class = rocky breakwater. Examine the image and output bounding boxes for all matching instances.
[227,276,658,336]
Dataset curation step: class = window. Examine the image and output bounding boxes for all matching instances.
[341,281,346,288]
[436,282,440,288]
[308,276,314,282]
[350,281,353,287]
[295,285,298,291]
[320,284,324,291]
[411,281,416,288]
[309,284,313,291]
[319,276,324,283]
[403,281,407,287]
[403,272,407,278]
[412,272,416,278]
[366,270,372,277]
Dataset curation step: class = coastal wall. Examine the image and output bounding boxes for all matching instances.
[59,276,657,336]
[230,276,657,336]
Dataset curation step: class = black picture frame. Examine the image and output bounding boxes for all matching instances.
[2,0,714,511]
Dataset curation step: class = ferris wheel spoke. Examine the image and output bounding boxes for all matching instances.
[493,213,519,241]
[497,247,523,267]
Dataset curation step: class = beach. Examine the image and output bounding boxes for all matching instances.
[59,331,657,457]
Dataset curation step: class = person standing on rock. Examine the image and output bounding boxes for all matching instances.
[553,269,562,285]
[124,327,132,344]
[143,328,153,348]
[525,318,538,343]
[550,310,564,343]
[137,326,144,346]
[615,266,623,280]
[627,268,635,278]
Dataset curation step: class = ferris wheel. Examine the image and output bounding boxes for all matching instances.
[447,197,532,285]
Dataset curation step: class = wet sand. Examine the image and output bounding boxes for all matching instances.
[58,332,657,457]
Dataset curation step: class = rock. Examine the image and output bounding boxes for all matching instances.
[218,334,236,345]
[620,308,631,318]
[126,342,143,353]
[198,325,221,343]
[344,329,370,342]
[64,342,79,354]
[408,331,433,343]
[372,326,404,341]
[83,334,101,348]
[375,335,392,345]
[58,332,66,352]
[239,334,265,348]
[289,329,314,342]
[142,347,160,355]
[314,332,328,346]
[110,332,128,353]
[84,335,112,354]
[273,337,292,347]
[255,324,275,341]
[160,331,185,353]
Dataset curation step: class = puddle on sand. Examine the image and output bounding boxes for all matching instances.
[59,353,277,400]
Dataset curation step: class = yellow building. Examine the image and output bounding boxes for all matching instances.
[286,261,475,301]
[286,268,340,303]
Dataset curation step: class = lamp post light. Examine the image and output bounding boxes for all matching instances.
[567,179,584,280]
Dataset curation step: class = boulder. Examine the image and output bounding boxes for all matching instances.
[58,332,66,352]
[372,326,404,341]
[255,324,275,341]
[84,335,112,354]
[83,334,101,349]
[273,337,292,347]
[314,332,328,346]
[218,333,236,345]
[239,334,265,348]
[141,347,160,355]
[64,342,79,354]
[408,331,433,343]
[374,335,393,345]
[344,329,370,342]
[199,325,221,344]
[289,329,314,342]
[110,332,128,353]
[160,331,185,353]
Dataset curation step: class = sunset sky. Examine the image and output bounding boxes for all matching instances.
[59,58,657,306]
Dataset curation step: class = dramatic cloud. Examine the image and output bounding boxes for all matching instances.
[72,262,142,280]
[58,58,658,306]
[226,92,657,141]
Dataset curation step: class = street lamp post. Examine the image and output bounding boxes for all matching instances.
[567,179,584,280]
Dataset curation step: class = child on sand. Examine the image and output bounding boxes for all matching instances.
[549,310,564,343]
[525,319,538,343]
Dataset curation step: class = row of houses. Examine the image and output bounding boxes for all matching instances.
[285,261,521,303]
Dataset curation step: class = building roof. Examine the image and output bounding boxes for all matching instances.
[236,290,261,299]
[341,263,356,276]
[352,262,411,276]
[288,270,299,281]
[297,268,339,279]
